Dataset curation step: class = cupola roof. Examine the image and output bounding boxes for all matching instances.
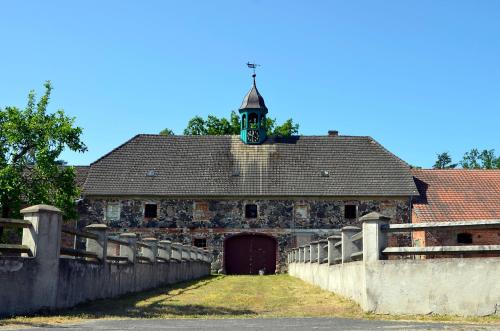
[239,74,268,112]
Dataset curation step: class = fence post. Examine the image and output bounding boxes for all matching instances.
[361,212,390,263]
[158,240,171,261]
[318,239,327,264]
[327,235,341,265]
[310,241,318,263]
[20,204,63,310]
[142,238,158,263]
[119,233,137,263]
[171,243,182,261]
[341,226,360,263]
[304,245,311,262]
[85,224,108,263]
[298,246,304,262]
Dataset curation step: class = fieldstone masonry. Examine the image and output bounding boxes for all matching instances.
[79,197,411,271]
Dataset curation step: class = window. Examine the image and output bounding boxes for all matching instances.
[344,205,357,219]
[193,201,210,221]
[194,238,207,248]
[242,114,247,129]
[294,203,309,219]
[248,113,258,129]
[457,233,473,244]
[105,203,120,221]
[245,204,258,218]
[144,203,158,218]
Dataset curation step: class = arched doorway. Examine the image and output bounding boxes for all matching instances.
[224,233,277,275]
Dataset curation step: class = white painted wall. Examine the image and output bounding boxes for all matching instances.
[289,257,500,316]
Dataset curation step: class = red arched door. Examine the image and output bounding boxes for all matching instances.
[224,234,277,275]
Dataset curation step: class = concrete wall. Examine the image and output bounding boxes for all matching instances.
[365,258,500,316]
[0,257,210,317]
[0,205,211,317]
[289,258,500,316]
[288,262,366,305]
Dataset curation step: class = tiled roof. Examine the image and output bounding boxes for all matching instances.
[412,169,500,222]
[82,134,418,197]
[74,166,90,189]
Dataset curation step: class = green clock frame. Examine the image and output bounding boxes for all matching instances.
[239,109,267,144]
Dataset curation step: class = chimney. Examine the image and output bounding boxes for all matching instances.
[328,130,338,137]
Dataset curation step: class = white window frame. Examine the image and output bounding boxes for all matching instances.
[105,202,121,221]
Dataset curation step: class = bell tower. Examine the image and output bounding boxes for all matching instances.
[239,73,268,144]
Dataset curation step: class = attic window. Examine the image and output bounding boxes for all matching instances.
[194,238,207,248]
[457,233,473,244]
[344,205,357,219]
[320,170,330,177]
[144,203,158,218]
[146,170,157,177]
[245,204,258,218]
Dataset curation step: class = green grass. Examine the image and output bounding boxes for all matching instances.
[1,275,499,328]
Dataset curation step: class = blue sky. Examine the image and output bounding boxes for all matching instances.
[1,1,499,167]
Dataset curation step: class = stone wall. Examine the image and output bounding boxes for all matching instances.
[79,197,411,271]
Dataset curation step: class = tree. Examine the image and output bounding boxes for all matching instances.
[479,149,496,169]
[159,128,175,136]
[460,148,499,169]
[0,81,87,223]
[433,152,457,169]
[183,111,299,137]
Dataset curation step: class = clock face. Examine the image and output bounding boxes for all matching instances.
[247,129,260,143]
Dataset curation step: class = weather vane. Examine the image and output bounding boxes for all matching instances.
[246,62,261,75]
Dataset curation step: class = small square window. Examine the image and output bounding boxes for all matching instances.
[144,203,158,218]
[344,205,357,219]
[457,233,472,244]
[106,203,120,221]
[245,204,258,218]
[194,238,207,248]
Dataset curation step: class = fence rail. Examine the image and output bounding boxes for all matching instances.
[287,213,500,265]
[0,207,212,266]
[0,218,32,228]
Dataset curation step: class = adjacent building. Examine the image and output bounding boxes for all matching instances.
[411,169,500,249]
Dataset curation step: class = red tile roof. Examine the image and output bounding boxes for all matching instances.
[412,169,500,222]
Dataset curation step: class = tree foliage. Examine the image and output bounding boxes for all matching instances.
[434,149,499,169]
[433,152,457,169]
[0,81,87,220]
[182,111,299,137]
[159,128,175,136]
[460,148,499,169]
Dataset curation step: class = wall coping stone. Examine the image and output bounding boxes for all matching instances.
[360,211,390,221]
[20,204,62,214]
[85,224,108,230]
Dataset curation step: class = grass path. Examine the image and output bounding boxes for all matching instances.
[1,275,499,328]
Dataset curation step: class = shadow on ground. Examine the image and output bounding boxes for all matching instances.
[0,275,256,329]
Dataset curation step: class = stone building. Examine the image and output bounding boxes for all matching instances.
[76,75,418,274]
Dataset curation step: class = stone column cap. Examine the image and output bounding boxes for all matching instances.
[20,204,62,214]
[143,237,158,242]
[120,233,137,238]
[159,240,171,244]
[327,235,341,240]
[359,212,391,222]
[85,223,108,230]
